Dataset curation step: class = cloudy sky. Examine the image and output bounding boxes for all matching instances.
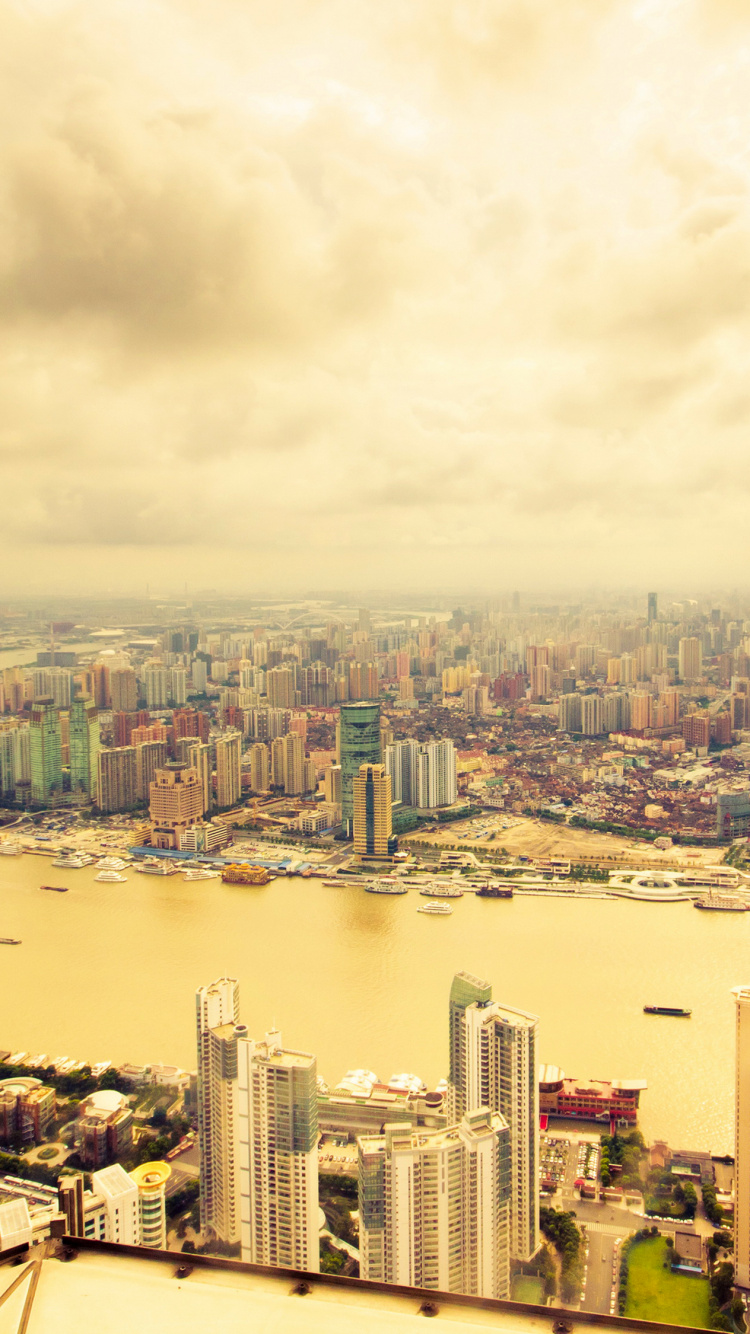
[1,0,749,595]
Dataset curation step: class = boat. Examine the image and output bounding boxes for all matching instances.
[476,884,514,899]
[365,880,408,895]
[40,885,69,893]
[324,879,344,887]
[133,858,181,876]
[418,901,453,915]
[694,894,750,913]
[643,1006,692,1017]
[0,937,21,944]
[0,842,21,856]
[183,868,220,881]
[96,856,127,871]
[94,871,128,883]
[221,863,272,885]
[419,884,463,899]
[52,853,94,868]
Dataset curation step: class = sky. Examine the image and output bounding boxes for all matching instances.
[1,0,749,596]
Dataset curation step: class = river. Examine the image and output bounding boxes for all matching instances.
[0,854,744,1153]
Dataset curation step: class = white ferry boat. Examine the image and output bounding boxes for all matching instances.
[0,841,21,856]
[52,852,95,868]
[133,858,181,876]
[419,883,463,899]
[418,901,453,915]
[365,879,408,895]
[183,867,220,881]
[94,871,128,883]
[96,856,127,871]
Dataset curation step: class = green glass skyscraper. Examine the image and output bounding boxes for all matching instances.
[69,698,101,799]
[30,698,63,804]
[339,701,381,833]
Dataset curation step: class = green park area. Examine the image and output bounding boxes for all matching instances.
[624,1236,711,1328]
[511,1276,544,1304]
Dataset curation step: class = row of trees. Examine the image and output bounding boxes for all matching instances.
[539,1207,584,1305]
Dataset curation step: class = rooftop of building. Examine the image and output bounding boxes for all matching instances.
[0,1239,715,1334]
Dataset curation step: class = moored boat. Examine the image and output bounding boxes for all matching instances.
[94,871,128,883]
[694,894,750,912]
[419,884,463,899]
[476,884,514,898]
[365,879,408,895]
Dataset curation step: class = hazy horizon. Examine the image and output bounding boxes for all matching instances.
[3,0,750,593]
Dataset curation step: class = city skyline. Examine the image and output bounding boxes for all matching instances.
[2,2,750,594]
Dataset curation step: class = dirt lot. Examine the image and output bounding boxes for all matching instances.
[404,816,725,869]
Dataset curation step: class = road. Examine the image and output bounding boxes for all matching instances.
[581,1230,616,1315]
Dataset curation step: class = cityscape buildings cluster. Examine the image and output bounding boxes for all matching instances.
[3,591,750,848]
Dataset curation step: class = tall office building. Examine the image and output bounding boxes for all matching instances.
[647,591,658,623]
[215,731,242,809]
[149,762,204,848]
[69,698,100,799]
[678,637,703,682]
[29,700,63,803]
[385,739,419,805]
[266,666,297,710]
[135,740,168,802]
[109,668,138,713]
[196,978,241,1242]
[0,730,15,799]
[143,661,170,710]
[558,693,582,733]
[358,1110,511,1298]
[353,763,393,857]
[416,739,457,808]
[170,665,188,706]
[237,1030,319,1271]
[339,701,381,833]
[447,972,539,1263]
[580,694,603,736]
[735,987,750,1288]
[97,747,138,813]
[282,732,305,796]
[249,742,269,792]
[178,738,212,813]
[629,692,653,732]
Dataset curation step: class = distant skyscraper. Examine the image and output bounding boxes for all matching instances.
[416,739,457,808]
[358,1110,511,1297]
[339,701,381,833]
[353,762,393,857]
[196,978,241,1243]
[734,987,750,1288]
[135,739,168,802]
[143,661,170,710]
[170,665,188,706]
[385,739,419,805]
[69,698,100,799]
[97,746,137,813]
[580,694,603,736]
[29,699,63,803]
[109,668,138,713]
[678,637,702,682]
[647,591,658,623]
[447,972,539,1263]
[558,694,582,733]
[249,741,269,793]
[215,731,242,808]
[237,1029,319,1271]
[283,731,305,796]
